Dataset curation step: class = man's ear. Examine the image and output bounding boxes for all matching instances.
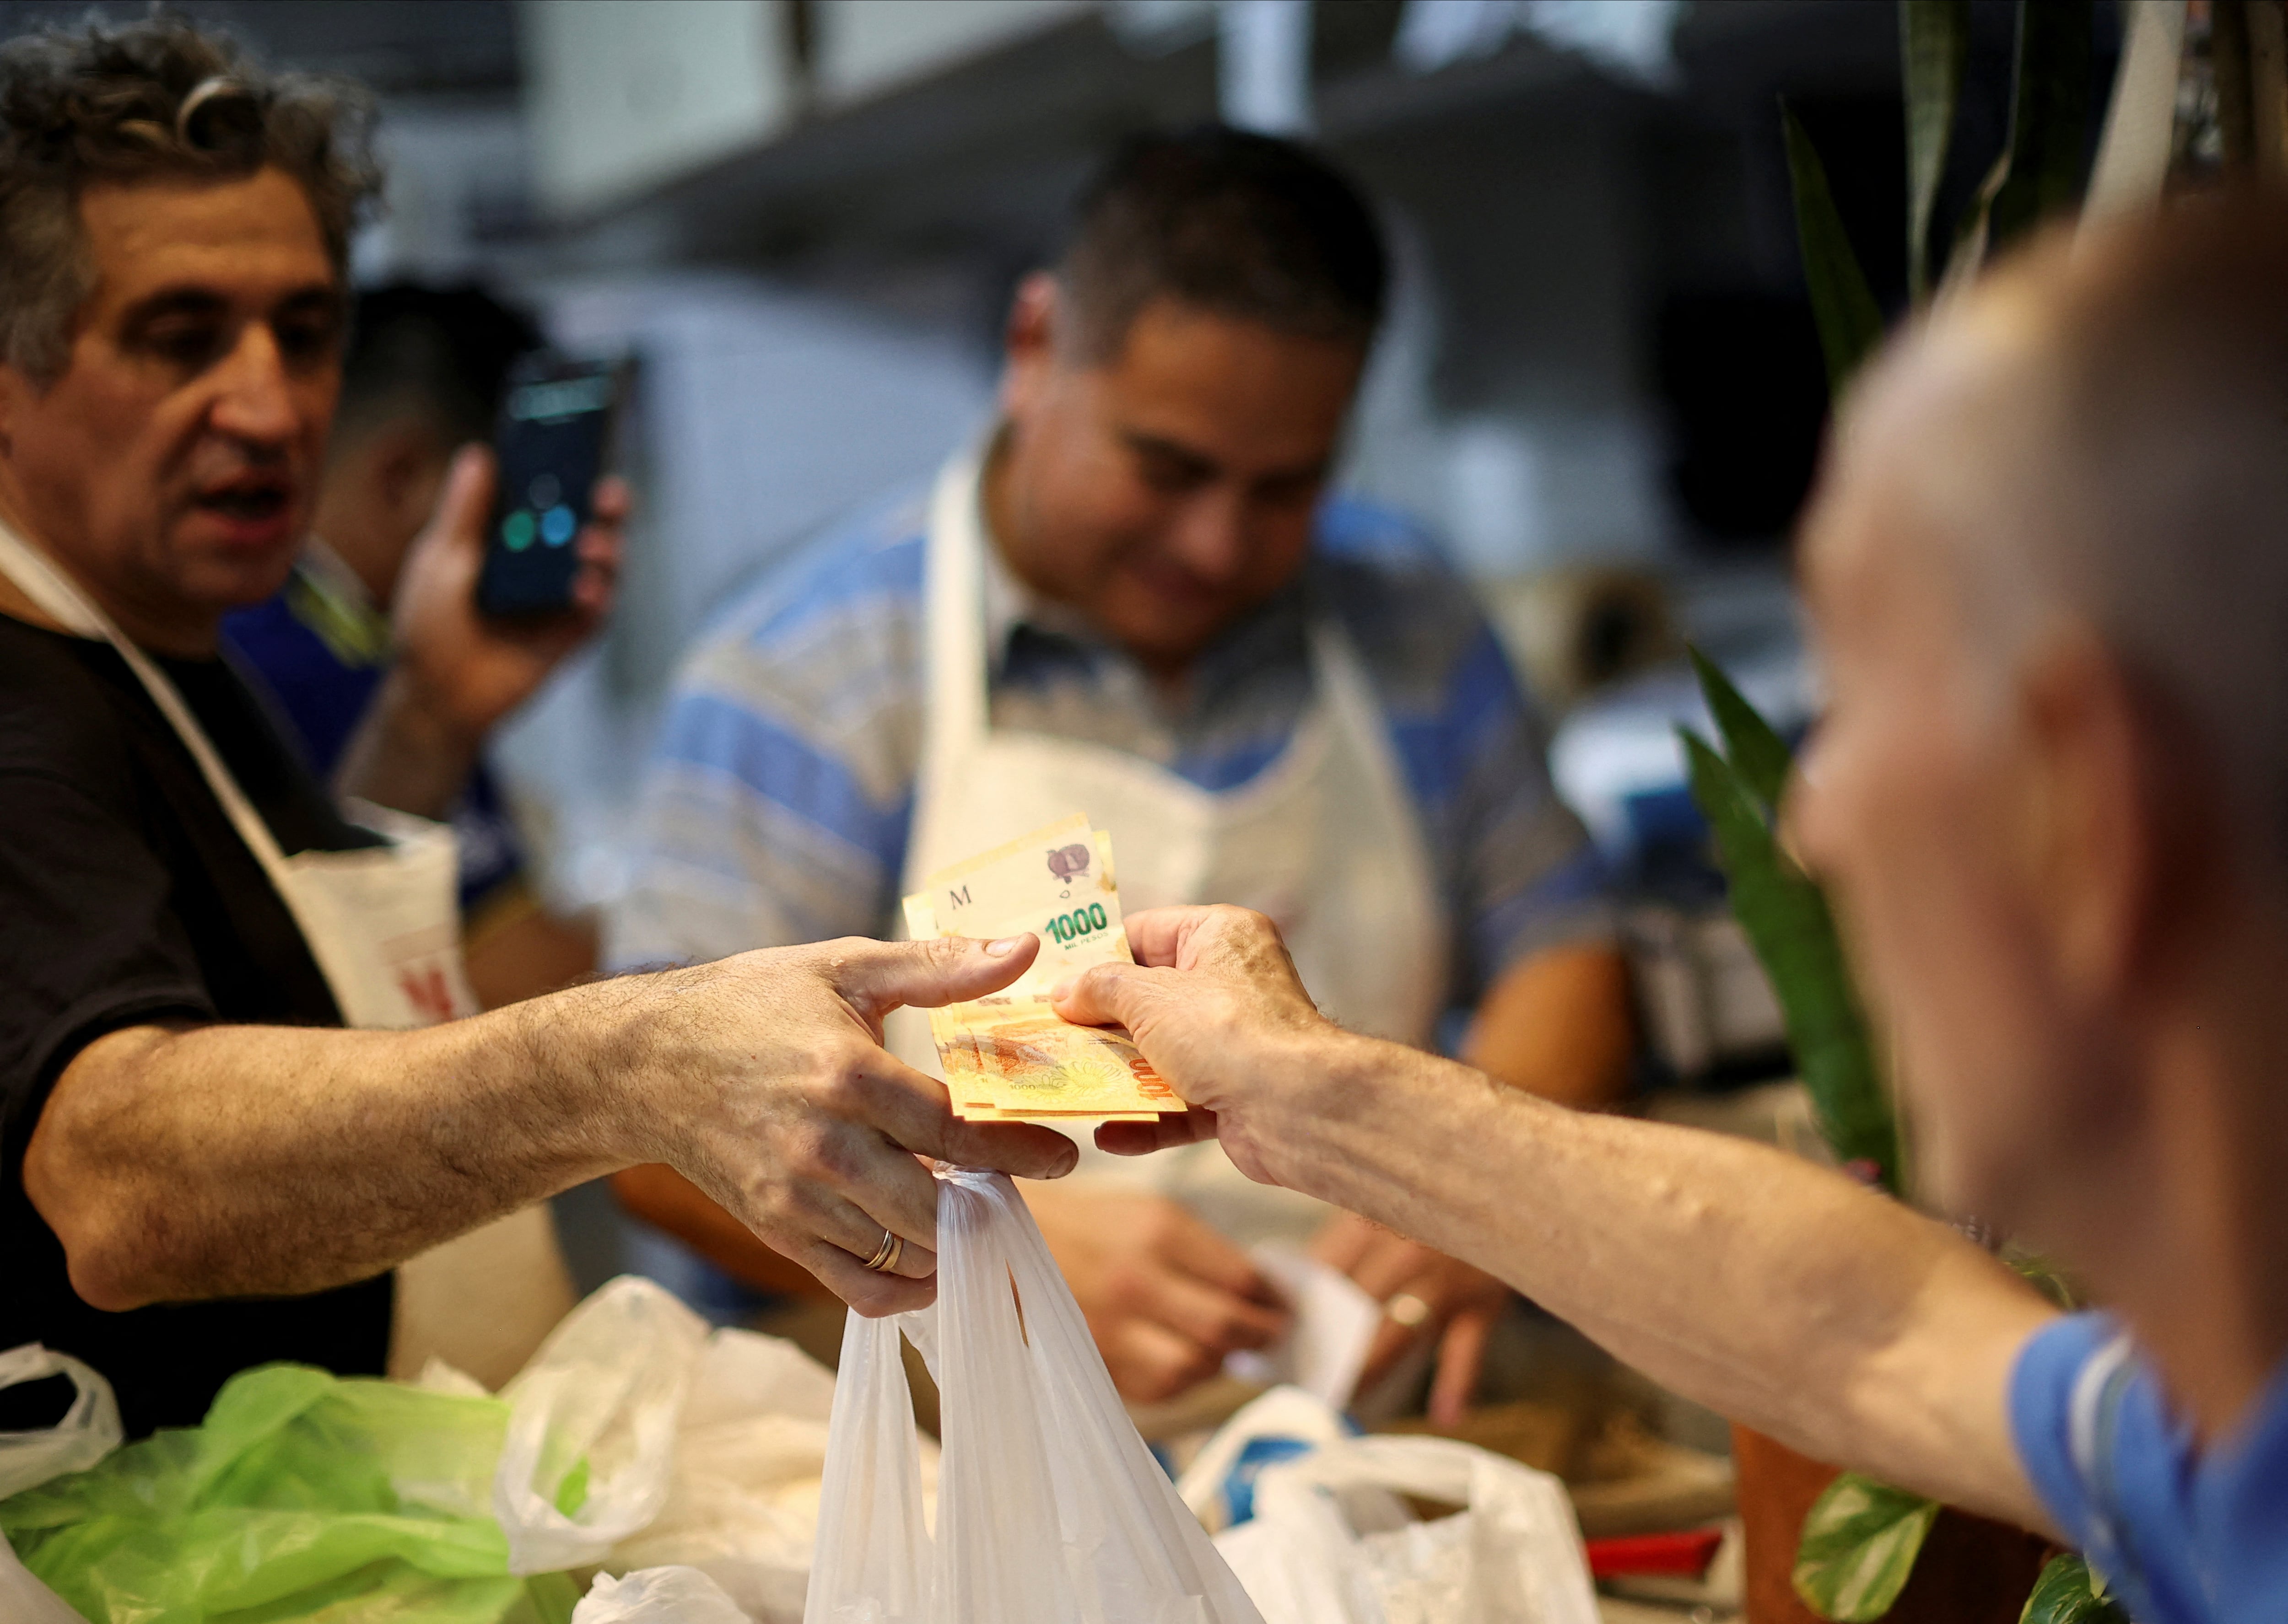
[998,271,1062,421]
[2013,629,2189,1005]
[360,419,449,532]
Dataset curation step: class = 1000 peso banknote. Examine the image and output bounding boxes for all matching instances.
[903,814,1186,1122]
[926,997,1179,1122]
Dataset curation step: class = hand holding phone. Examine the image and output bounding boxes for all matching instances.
[476,355,624,619]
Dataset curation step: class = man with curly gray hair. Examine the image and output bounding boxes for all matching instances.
[0,15,377,385]
[0,15,1074,1440]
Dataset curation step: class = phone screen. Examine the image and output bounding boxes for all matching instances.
[476,360,617,618]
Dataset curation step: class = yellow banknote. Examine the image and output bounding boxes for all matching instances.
[915,814,1128,993]
[901,817,1182,1122]
[928,995,1180,1121]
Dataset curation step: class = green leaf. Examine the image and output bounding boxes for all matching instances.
[1682,721,1898,1191]
[1987,0,2095,252]
[1782,102,1887,397]
[1689,645,1794,817]
[2021,1553,2131,1624]
[1901,0,1969,302]
[2004,1249,2080,1311]
[1793,1472,1941,1621]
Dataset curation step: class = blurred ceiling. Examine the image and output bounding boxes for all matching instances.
[0,0,521,96]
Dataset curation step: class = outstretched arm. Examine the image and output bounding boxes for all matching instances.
[1060,906,2058,1531]
[29,934,1075,1318]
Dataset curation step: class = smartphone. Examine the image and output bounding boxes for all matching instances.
[475,354,623,618]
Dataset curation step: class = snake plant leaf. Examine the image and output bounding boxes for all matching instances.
[1794,1472,1942,1621]
[2021,1553,2131,1624]
[1901,0,1970,302]
[1682,730,1899,1189]
[1782,102,1887,397]
[1689,645,1794,816]
[2004,1249,2080,1311]
[1986,0,2095,252]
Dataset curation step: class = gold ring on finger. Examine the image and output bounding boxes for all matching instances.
[862,1229,901,1273]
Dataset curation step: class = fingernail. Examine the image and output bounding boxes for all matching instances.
[985,935,1028,956]
[1047,976,1074,1000]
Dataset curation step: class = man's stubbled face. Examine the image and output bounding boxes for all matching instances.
[0,165,343,650]
[992,289,1364,677]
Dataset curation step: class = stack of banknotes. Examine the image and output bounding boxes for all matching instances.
[903,812,1187,1123]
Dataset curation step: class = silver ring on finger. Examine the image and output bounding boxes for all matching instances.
[862,1228,904,1274]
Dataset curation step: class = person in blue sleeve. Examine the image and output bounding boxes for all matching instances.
[606,127,1636,1417]
[1054,199,2288,1623]
[224,283,598,1009]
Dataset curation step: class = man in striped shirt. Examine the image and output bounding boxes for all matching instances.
[607,128,1633,1417]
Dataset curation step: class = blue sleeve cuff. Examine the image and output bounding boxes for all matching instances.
[2008,1310,2122,1554]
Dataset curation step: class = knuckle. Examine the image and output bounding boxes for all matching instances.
[815,1047,877,1113]
[780,1124,851,1186]
[1101,1261,1149,1305]
[750,1184,809,1237]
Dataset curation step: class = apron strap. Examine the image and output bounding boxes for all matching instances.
[0,516,357,998]
[920,449,993,796]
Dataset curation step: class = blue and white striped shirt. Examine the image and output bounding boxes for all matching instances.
[607,487,1607,1013]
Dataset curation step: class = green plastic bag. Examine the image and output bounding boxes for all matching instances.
[0,1363,580,1624]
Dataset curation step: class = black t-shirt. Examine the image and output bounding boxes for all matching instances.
[0,611,393,1438]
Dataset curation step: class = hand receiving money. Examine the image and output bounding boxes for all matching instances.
[904,814,1191,1125]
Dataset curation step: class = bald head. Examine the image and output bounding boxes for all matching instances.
[1824,198,2288,862]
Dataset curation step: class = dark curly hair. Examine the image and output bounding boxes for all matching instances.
[0,13,381,386]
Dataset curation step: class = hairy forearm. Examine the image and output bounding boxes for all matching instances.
[25,981,655,1310]
[1270,1033,2056,1525]
[334,667,483,818]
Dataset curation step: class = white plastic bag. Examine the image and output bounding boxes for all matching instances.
[1213,1435,1600,1624]
[573,1565,756,1624]
[0,1342,118,1622]
[1178,1385,1357,1535]
[1224,1247,1381,1411]
[804,1166,1265,1624]
[496,1275,711,1573]
[608,1326,907,1623]
[0,1342,121,1498]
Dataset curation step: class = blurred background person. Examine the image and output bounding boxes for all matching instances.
[223,282,598,1009]
[604,126,1635,1420]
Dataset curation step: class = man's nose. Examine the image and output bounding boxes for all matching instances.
[206,323,300,446]
[1166,487,1251,584]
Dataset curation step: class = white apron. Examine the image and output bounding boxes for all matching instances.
[890,450,1448,1247]
[0,521,572,1390]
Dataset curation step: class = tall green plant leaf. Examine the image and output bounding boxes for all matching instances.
[1681,731,1899,1189]
[1782,103,1887,397]
[1901,0,1970,301]
[1689,645,1793,814]
[2021,1553,2130,1624]
[1986,0,2096,251]
[1793,1472,1941,1621]
[2005,1249,2079,1310]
